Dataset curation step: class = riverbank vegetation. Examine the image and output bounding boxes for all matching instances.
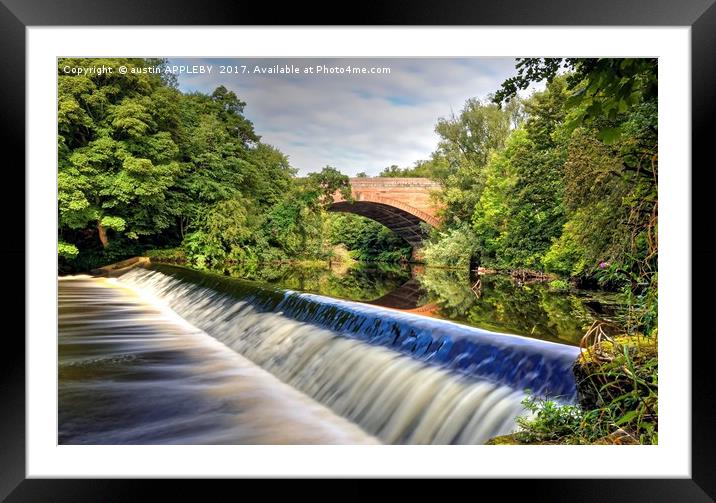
[475,59,658,445]
[489,328,658,445]
[343,63,659,339]
[381,60,657,333]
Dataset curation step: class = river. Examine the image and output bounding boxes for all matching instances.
[58,262,623,445]
[211,261,625,346]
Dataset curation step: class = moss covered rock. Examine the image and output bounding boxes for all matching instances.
[485,434,524,445]
[573,334,657,413]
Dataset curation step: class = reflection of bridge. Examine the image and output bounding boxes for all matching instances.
[366,278,439,317]
[329,178,442,247]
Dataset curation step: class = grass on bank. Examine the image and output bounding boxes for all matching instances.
[489,324,658,445]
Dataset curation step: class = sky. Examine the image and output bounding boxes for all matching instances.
[170,58,542,176]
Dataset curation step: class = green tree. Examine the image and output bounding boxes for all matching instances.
[378,160,439,178]
[494,58,657,144]
[58,58,183,250]
[498,78,568,269]
[430,98,514,225]
[171,88,290,240]
[423,224,479,269]
[305,165,352,205]
[470,130,524,267]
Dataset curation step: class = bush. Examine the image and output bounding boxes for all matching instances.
[182,230,226,269]
[516,397,584,443]
[58,241,79,260]
[542,220,589,277]
[423,225,479,269]
[146,247,186,262]
[548,279,570,291]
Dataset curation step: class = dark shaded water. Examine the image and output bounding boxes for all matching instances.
[215,262,625,346]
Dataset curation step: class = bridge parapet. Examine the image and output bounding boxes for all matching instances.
[344,177,443,188]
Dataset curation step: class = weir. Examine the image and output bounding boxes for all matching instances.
[112,264,581,444]
[58,276,377,444]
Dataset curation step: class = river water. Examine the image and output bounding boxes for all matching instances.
[213,261,625,346]
[58,262,617,445]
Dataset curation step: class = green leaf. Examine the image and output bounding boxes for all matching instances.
[58,241,79,259]
[565,87,587,108]
[100,215,127,231]
[563,116,583,133]
[616,410,638,426]
[597,127,622,144]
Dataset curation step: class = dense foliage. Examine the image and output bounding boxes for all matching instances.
[58,58,297,269]
[391,59,659,334]
[58,58,398,271]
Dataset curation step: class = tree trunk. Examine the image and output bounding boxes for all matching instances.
[97,222,109,248]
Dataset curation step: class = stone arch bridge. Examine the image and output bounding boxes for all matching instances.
[329,177,442,247]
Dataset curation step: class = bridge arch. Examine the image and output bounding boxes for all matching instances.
[328,177,442,247]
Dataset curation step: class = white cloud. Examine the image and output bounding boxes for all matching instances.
[172,58,521,176]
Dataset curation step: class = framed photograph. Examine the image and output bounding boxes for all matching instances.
[3,0,713,500]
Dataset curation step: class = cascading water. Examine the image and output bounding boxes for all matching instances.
[58,275,377,444]
[110,265,580,444]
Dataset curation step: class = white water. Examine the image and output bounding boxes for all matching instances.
[118,268,530,444]
[59,276,377,444]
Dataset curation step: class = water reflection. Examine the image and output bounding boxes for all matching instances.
[221,262,624,346]
[222,262,412,302]
[416,268,623,345]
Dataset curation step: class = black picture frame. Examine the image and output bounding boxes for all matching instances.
[1,0,713,500]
